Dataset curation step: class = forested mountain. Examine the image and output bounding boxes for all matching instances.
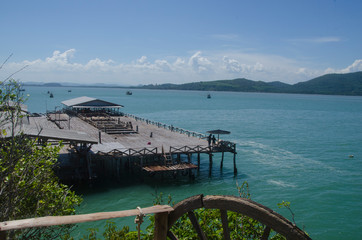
[290,72,362,95]
[141,72,362,96]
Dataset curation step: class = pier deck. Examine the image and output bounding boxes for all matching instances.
[29,113,209,153]
[25,112,236,180]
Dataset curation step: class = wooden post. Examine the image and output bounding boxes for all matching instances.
[153,212,168,240]
[86,151,92,181]
[197,152,200,170]
[119,158,122,177]
[220,151,224,169]
[98,130,102,144]
[128,157,131,174]
[209,153,213,176]
[233,144,237,175]
[188,153,192,178]
[0,231,6,240]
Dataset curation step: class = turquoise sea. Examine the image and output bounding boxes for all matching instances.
[24,86,362,240]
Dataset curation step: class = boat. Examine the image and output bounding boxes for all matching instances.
[126,91,133,95]
[207,93,211,99]
[50,93,54,98]
[68,90,72,92]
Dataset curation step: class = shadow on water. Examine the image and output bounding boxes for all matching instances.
[71,152,246,197]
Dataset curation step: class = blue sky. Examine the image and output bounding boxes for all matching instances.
[1,0,361,85]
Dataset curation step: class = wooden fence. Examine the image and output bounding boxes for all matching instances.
[0,205,173,240]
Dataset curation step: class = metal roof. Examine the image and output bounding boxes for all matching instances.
[61,96,95,107]
[22,126,98,144]
[61,96,123,108]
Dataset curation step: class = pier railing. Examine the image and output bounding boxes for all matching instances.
[170,145,211,154]
[0,205,173,240]
[96,147,158,157]
[124,113,207,139]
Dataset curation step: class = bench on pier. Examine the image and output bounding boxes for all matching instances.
[105,129,137,134]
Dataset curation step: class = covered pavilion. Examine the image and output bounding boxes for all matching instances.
[61,96,123,115]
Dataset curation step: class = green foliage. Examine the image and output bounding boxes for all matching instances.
[63,221,139,240]
[79,182,289,239]
[168,181,285,240]
[0,78,82,239]
[277,200,295,225]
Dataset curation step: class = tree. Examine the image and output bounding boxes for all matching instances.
[0,76,82,238]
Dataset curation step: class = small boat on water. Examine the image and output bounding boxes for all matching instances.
[68,90,72,92]
[126,91,133,95]
[49,93,54,98]
[207,93,211,99]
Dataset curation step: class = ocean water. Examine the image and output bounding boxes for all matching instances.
[24,86,362,240]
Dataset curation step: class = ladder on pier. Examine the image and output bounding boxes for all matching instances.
[162,146,173,166]
[164,152,173,166]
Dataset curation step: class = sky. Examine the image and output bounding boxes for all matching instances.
[1,0,362,86]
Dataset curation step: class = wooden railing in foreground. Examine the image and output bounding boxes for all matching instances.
[0,195,311,240]
[0,205,173,240]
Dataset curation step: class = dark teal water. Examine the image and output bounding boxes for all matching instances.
[25,86,362,239]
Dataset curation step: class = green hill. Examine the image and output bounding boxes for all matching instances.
[142,78,293,93]
[141,72,362,96]
[290,72,362,95]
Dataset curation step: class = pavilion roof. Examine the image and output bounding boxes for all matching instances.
[61,96,123,109]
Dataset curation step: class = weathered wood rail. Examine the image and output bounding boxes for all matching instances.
[0,195,311,240]
[0,205,173,240]
[96,147,159,157]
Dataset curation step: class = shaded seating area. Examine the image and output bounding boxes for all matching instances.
[79,113,137,134]
[62,96,137,135]
[62,96,124,116]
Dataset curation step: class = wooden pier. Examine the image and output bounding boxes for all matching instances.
[23,97,237,182]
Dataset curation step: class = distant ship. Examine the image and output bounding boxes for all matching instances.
[49,93,54,98]
[207,93,211,99]
[126,91,133,95]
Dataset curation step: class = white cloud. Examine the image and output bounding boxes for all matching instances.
[324,59,362,74]
[3,49,360,85]
[253,62,264,71]
[154,60,171,72]
[289,36,342,44]
[46,49,75,64]
[188,51,212,73]
[211,34,239,41]
[309,37,341,43]
[340,59,362,73]
[222,56,245,73]
[137,56,148,65]
[85,58,115,70]
[222,57,264,74]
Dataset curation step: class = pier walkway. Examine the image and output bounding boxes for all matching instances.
[25,111,236,180]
